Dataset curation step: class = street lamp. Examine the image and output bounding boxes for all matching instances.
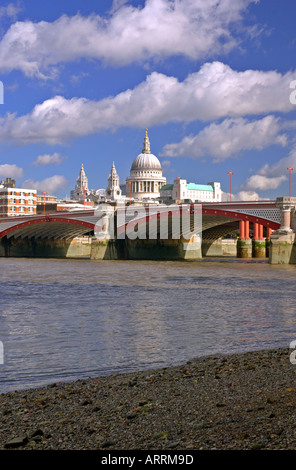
[287,167,293,197]
[227,171,234,202]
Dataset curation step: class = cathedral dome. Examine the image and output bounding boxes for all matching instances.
[126,129,166,200]
[131,152,162,170]
[131,129,162,171]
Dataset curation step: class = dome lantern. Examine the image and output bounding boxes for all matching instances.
[142,128,151,154]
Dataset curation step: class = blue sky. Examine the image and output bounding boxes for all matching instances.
[0,0,296,200]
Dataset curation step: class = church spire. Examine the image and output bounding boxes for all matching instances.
[142,128,151,154]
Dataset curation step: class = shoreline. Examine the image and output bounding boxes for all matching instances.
[1,347,296,450]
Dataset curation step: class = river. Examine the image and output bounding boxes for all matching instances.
[0,257,296,392]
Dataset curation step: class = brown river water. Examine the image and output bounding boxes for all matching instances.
[0,257,296,392]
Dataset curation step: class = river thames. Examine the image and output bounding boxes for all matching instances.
[0,257,296,392]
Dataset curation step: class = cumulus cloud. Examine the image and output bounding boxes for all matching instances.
[242,147,296,191]
[243,174,287,191]
[161,116,287,161]
[21,175,67,194]
[237,190,262,201]
[222,189,262,201]
[255,148,296,179]
[0,0,258,77]
[33,152,64,166]
[0,163,23,178]
[0,62,294,145]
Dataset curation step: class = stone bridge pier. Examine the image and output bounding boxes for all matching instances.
[269,197,296,264]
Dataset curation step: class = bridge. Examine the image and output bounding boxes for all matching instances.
[0,199,288,261]
[0,200,281,239]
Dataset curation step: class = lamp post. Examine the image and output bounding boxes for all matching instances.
[227,171,234,202]
[287,167,293,197]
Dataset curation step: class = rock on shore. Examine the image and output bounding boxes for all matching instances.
[1,348,296,450]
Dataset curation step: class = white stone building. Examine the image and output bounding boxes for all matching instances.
[160,178,222,203]
[126,129,166,201]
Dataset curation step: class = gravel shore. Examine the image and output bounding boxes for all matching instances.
[1,347,296,451]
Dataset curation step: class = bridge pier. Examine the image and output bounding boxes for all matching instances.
[90,238,119,260]
[269,197,296,264]
[252,222,266,258]
[237,238,252,258]
[237,220,252,258]
[269,232,296,264]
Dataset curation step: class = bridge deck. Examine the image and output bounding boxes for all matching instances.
[0,201,281,241]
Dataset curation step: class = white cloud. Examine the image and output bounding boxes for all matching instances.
[0,163,23,178]
[237,190,261,201]
[222,189,262,201]
[256,148,296,179]
[243,174,287,191]
[161,116,287,161]
[0,62,294,145]
[242,146,296,191]
[33,152,64,166]
[21,175,67,194]
[0,0,258,77]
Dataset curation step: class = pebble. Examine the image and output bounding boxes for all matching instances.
[0,347,296,450]
[4,435,28,448]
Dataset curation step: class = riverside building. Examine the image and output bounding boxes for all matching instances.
[0,186,37,217]
[160,178,222,203]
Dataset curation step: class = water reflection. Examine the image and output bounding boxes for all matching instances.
[0,258,296,392]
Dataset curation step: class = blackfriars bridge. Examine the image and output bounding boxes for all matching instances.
[0,197,295,263]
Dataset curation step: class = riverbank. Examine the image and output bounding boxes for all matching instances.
[1,347,296,450]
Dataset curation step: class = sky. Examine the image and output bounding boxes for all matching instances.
[0,0,296,201]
